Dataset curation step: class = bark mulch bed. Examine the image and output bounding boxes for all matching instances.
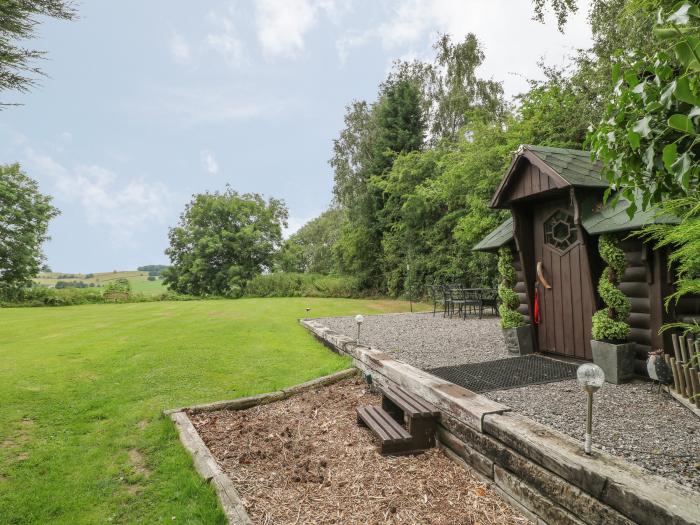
[190,377,526,525]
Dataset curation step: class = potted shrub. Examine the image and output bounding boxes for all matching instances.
[498,247,533,355]
[591,234,635,384]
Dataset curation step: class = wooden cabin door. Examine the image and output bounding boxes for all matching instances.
[532,200,594,360]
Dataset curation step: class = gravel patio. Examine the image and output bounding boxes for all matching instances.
[317,312,700,491]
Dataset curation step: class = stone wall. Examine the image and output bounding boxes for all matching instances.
[301,319,699,525]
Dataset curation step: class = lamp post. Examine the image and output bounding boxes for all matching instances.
[576,363,605,455]
[355,314,364,344]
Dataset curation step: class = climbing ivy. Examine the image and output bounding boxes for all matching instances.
[591,235,632,341]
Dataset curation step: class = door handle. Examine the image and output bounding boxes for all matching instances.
[537,261,552,289]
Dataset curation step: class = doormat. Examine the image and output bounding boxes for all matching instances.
[426,355,579,393]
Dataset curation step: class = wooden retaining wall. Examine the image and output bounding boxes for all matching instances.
[302,319,700,525]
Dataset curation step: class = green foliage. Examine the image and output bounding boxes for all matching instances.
[429,34,505,141]
[244,272,362,298]
[102,277,131,294]
[0,286,196,307]
[640,194,700,334]
[163,187,288,297]
[0,163,60,300]
[591,234,632,341]
[497,247,525,329]
[592,309,633,341]
[589,1,700,213]
[0,0,76,103]
[277,209,344,274]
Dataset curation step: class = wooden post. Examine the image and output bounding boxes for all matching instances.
[679,336,689,363]
[672,333,682,362]
[675,361,687,398]
[694,341,700,372]
[667,355,679,393]
[692,372,700,408]
[684,365,694,398]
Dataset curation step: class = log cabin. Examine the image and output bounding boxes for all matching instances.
[473,145,700,374]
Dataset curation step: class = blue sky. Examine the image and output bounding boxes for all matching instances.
[1,0,591,272]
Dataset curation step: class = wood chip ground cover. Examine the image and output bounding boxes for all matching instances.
[190,378,526,524]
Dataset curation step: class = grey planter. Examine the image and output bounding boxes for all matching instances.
[591,340,636,384]
[503,325,534,355]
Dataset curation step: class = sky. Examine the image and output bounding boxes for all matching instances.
[1,0,592,273]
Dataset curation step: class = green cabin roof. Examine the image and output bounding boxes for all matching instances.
[580,193,678,234]
[472,217,513,251]
[524,145,608,188]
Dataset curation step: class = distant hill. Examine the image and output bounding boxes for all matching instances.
[34,270,167,295]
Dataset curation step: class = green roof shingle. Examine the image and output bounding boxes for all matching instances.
[581,193,678,234]
[472,217,513,252]
[524,145,608,188]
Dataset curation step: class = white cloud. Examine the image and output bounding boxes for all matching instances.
[200,149,219,175]
[255,0,338,59]
[335,0,592,98]
[23,148,172,245]
[205,9,246,66]
[168,30,192,64]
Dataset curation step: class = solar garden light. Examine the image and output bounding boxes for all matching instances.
[576,363,605,455]
[355,314,364,344]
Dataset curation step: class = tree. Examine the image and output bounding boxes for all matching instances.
[429,34,505,141]
[0,163,59,298]
[163,188,288,297]
[1,0,76,105]
[277,208,344,274]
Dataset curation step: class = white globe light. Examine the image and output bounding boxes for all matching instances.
[577,363,605,393]
[355,314,364,324]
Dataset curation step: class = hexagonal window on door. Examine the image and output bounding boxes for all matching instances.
[544,210,578,251]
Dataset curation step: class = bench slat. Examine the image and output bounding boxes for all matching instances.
[384,385,439,417]
[357,406,411,444]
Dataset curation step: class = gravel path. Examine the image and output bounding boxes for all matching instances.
[315,312,700,491]
[318,312,509,369]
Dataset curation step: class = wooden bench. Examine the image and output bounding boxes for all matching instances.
[356,384,439,455]
[356,405,413,455]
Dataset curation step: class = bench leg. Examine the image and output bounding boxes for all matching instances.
[407,417,436,450]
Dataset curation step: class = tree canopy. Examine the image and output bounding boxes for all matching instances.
[0,163,60,298]
[0,0,76,104]
[163,188,287,297]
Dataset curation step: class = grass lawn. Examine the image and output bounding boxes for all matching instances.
[127,277,167,295]
[0,298,427,524]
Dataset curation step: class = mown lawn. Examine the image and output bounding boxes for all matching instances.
[0,298,427,524]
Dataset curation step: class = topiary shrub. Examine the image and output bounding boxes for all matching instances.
[591,234,631,342]
[497,247,525,329]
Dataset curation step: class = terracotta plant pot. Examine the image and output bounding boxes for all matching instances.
[591,339,636,384]
[503,325,534,355]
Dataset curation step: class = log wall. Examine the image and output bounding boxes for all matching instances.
[618,238,654,374]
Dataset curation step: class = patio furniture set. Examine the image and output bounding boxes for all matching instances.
[426,284,499,319]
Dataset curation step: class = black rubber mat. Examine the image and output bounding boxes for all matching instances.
[426,355,579,393]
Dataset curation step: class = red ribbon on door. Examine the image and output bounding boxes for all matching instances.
[533,283,541,325]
